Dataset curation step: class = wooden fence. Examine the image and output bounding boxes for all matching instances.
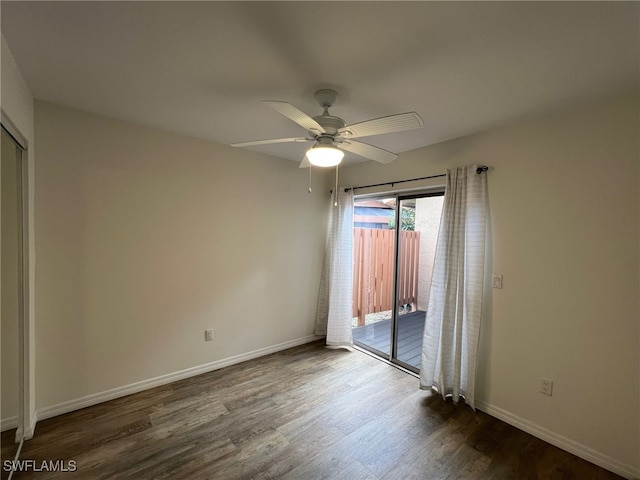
[353,228,420,326]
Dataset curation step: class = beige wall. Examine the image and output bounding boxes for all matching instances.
[34,102,329,410]
[1,36,34,141]
[339,92,640,476]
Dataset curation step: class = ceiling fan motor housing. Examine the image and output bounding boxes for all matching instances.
[311,114,345,136]
[311,89,346,136]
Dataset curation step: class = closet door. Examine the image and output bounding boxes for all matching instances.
[1,126,24,440]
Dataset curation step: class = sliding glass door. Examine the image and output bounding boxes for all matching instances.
[351,192,443,372]
[351,197,396,358]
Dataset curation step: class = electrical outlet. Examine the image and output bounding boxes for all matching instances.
[492,274,503,289]
[540,378,553,396]
[205,328,214,342]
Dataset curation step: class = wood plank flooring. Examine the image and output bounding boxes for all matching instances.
[1,429,19,480]
[352,311,425,367]
[4,340,623,479]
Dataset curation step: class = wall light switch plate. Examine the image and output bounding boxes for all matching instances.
[540,378,553,396]
[492,274,503,289]
[205,329,214,342]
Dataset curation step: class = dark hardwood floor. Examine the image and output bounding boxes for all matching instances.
[5,340,623,479]
[1,428,19,480]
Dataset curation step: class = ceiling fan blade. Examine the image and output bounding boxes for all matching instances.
[339,140,398,164]
[230,137,310,148]
[263,101,326,134]
[339,112,423,138]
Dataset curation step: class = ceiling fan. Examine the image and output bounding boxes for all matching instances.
[230,89,424,168]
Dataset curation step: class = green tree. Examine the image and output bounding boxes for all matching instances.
[388,207,415,231]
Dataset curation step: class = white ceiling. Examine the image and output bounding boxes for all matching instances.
[2,1,638,165]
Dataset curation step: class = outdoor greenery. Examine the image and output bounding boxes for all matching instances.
[388,206,415,231]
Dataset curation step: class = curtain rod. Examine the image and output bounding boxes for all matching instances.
[344,165,489,192]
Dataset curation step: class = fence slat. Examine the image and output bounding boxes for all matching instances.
[363,229,374,318]
[352,228,420,322]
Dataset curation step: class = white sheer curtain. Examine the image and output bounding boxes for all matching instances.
[315,188,354,347]
[420,165,488,410]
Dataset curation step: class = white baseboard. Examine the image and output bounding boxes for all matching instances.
[475,400,639,480]
[1,415,18,432]
[24,411,36,440]
[3,411,36,440]
[37,335,322,422]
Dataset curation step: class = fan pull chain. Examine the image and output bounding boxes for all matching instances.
[334,165,339,207]
[308,166,312,193]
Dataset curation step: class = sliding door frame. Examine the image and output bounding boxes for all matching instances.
[390,190,444,373]
[353,187,444,372]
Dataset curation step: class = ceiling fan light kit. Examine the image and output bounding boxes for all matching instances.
[231,89,424,178]
[306,138,344,167]
[306,146,343,167]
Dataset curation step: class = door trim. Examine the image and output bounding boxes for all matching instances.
[1,110,34,442]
